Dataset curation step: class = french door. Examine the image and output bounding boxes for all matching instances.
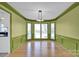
[34,24,41,39]
[34,24,48,39]
[41,24,48,39]
[27,23,55,40]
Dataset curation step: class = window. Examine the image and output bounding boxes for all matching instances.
[51,23,55,40]
[27,23,31,39]
[27,23,55,40]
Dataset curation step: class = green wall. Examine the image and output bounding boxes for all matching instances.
[0,4,26,52]
[56,5,79,56]
[56,6,79,39]
[12,12,26,37]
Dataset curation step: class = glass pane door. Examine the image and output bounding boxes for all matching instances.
[41,24,48,39]
[51,23,55,40]
[27,23,31,39]
[34,24,40,39]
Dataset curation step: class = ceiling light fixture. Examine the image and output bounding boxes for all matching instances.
[37,10,44,21]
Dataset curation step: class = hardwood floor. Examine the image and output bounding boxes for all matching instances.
[8,41,74,57]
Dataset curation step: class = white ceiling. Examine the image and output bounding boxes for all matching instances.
[8,2,74,20]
